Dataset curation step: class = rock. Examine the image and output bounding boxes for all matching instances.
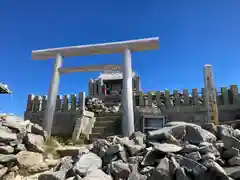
[0,154,16,163]
[216,125,234,139]
[202,159,229,180]
[15,143,26,152]
[110,160,131,179]
[185,151,202,161]
[129,131,146,146]
[140,166,155,174]
[175,155,207,176]
[228,169,240,179]
[223,147,239,160]
[16,151,49,173]
[184,124,216,144]
[147,123,186,141]
[181,143,199,153]
[38,171,66,180]
[24,133,44,153]
[0,129,17,142]
[122,138,145,156]
[233,129,240,139]
[10,165,19,172]
[141,149,164,166]
[0,145,14,154]
[150,142,182,153]
[3,171,16,180]
[74,152,102,176]
[202,123,217,135]
[169,156,180,175]
[127,156,143,164]
[0,167,8,179]
[148,157,171,180]
[175,167,191,180]
[30,124,46,137]
[199,142,219,156]
[129,164,147,180]
[202,152,216,161]
[56,146,89,158]
[216,158,225,166]
[228,156,240,166]
[54,156,73,173]
[66,175,82,180]
[106,144,122,155]
[83,169,112,180]
[222,135,240,150]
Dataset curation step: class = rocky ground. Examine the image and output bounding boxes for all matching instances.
[2,114,240,179]
[85,97,120,114]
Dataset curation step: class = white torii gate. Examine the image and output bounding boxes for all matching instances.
[32,37,159,137]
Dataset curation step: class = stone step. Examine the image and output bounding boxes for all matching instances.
[95,113,121,117]
[90,133,121,141]
[94,120,116,127]
[95,116,120,121]
[92,126,119,134]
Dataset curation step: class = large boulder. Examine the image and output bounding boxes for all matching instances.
[16,151,49,174]
[74,152,102,176]
[184,124,216,144]
[24,133,44,153]
[0,129,17,142]
[83,169,112,180]
[148,157,171,180]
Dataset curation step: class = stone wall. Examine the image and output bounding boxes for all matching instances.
[24,85,240,137]
[24,92,85,137]
[133,85,240,126]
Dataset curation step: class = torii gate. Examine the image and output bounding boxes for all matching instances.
[32,37,159,137]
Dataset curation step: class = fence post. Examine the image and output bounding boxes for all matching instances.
[147,92,153,106]
[71,94,77,111]
[174,90,180,106]
[183,89,189,105]
[230,85,239,104]
[33,96,40,112]
[26,94,35,112]
[79,92,85,113]
[139,91,144,106]
[62,95,69,111]
[221,87,229,105]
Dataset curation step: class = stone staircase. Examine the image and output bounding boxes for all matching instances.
[90,113,122,141]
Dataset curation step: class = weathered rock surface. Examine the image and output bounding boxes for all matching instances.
[2,115,240,180]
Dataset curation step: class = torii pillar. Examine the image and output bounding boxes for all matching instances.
[32,37,159,137]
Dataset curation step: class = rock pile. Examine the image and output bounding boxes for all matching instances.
[35,121,240,180]
[0,114,60,179]
[85,97,120,114]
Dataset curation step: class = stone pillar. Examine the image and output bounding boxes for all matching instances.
[33,96,40,112]
[26,94,35,111]
[147,92,153,106]
[122,48,135,136]
[135,76,140,92]
[203,64,219,125]
[88,79,94,97]
[98,79,102,95]
[44,54,63,136]
[71,94,77,111]
[55,95,62,111]
[183,89,189,105]
[79,92,85,113]
[93,80,98,96]
[41,95,47,112]
[63,95,69,111]
[221,87,229,105]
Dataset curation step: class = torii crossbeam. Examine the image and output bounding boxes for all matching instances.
[32,37,160,137]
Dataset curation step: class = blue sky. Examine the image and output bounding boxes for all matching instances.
[1,0,240,116]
